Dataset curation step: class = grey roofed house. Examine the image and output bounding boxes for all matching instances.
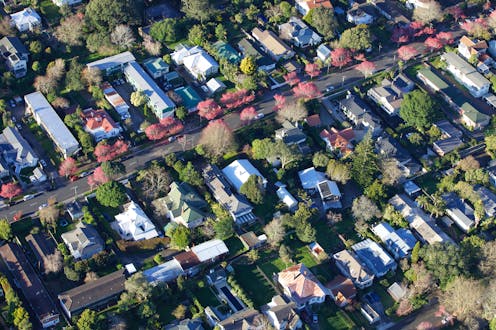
[333,249,374,289]
[475,185,496,217]
[434,120,463,139]
[442,192,476,233]
[24,92,80,158]
[61,222,104,260]
[165,318,204,330]
[339,93,382,135]
[0,36,29,78]
[66,201,84,221]
[58,269,126,318]
[275,121,307,146]
[433,136,464,156]
[376,134,411,164]
[0,243,60,328]
[143,258,184,284]
[25,232,57,274]
[351,239,397,277]
[218,308,265,330]
[0,126,38,173]
[371,222,417,259]
[441,52,490,98]
[237,38,276,71]
[278,17,322,48]
[86,51,136,75]
[263,295,302,330]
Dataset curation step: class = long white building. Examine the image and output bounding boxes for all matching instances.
[24,92,80,158]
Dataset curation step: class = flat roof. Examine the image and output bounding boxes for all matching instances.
[24,92,79,154]
[87,51,136,71]
[174,86,201,110]
[191,239,229,262]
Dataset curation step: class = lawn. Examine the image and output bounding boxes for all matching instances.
[193,280,220,307]
[414,172,439,195]
[232,263,276,308]
[316,304,357,330]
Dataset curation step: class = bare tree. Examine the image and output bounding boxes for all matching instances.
[44,250,63,274]
[137,163,171,199]
[441,277,484,321]
[264,218,286,247]
[457,155,480,172]
[199,120,236,159]
[34,75,55,94]
[0,16,15,37]
[479,240,496,278]
[84,271,99,283]
[413,1,442,24]
[408,262,433,296]
[82,67,102,87]
[276,101,308,123]
[380,158,403,186]
[143,36,161,56]
[55,15,84,46]
[51,97,70,109]
[39,198,59,230]
[326,159,351,184]
[351,196,381,222]
[111,25,135,49]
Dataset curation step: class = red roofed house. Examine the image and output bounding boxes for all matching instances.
[305,114,321,127]
[326,275,357,308]
[320,127,355,157]
[81,108,122,142]
[276,263,328,310]
[295,0,332,15]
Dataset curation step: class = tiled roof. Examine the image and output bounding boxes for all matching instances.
[82,108,119,132]
[277,264,327,305]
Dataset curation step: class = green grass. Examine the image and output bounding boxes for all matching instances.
[232,264,276,308]
[316,304,357,330]
[11,218,36,237]
[414,172,439,195]
[39,0,61,26]
[193,280,220,307]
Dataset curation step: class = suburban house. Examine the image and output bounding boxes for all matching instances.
[388,282,407,302]
[352,239,397,277]
[404,180,421,198]
[203,164,255,225]
[206,78,226,94]
[66,201,84,221]
[475,185,496,218]
[295,0,332,15]
[459,102,490,129]
[52,0,81,6]
[371,222,417,259]
[239,231,267,250]
[316,44,331,62]
[443,192,477,233]
[10,7,41,32]
[339,93,382,136]
[143,57,170,79]
[326,275,357,308]
[320,127,355,157]
[333,249,374,289]
[144,239,229,284]
[58,269,126,318]
[102,82,130,119]
[317,180,342,209]
[433,137,464,157]
[367,74,414,115]
[276,185,298,211]
[212,41,242,64]
[87,51,136,75]
[0,126,38,173]
[389,194,454,245]
[172,44,219,80]
[237,38,276,72]
[279,17,322,48]
[217,309,265,330]
[0,243,60,328]
[30,167,47,183]
[222,159,268,193]
[113,201,159,241]
[25,232,57,274]
[163,181,208,229]
[434,120,463,139]
[175,86,202,113]
[441,52,490,98]
[61,222,104,260]
[252,27,295,61]
[81,108,122,142]
[371,0,410,25]
[275,121,307,146]
[25,92,80,158]
[376,134,421,177]
[124,61,176,119]
[361,295,381,324]
[276,264,328,309]
[263,295,302,330]
[347,4,375,25]
[0,36,29,78]
[458,36,488,62]
[298,167,326,192]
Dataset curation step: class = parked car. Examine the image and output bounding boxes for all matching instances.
[325,85,335,93]
[255,112,265,119]
[168,136,176,143]
[23,194,34,201]
[313,314,318,324]
[39,159,47,168]
[16,124,22,130]
[8,100,16,108]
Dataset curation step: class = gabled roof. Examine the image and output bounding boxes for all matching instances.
[190,239,229,262]
[326,275,357,300]
[222,159,267,193]
[376,134,411,164]
[252,27,293,58]
[475,185,496,217]
[0,36,28,56]
[81,108,119,132]
[61,222,104,256]
[10,7,41,27]
[165,181,207,225]
[333,249,374,285]
[174,86,202,110]
[372,222,417,259]
[183,51,219,75]
[0,126,37,165]
[320,127,354,154]
[351,239,397,276]
[212,41,241,64]
[460,102,489,125]
[279,17,321,45]
[218,309,264,330]
[433,120,462,139]
[143,57,169,75]
[277,264,327,305]
[298,167,326,190]
[296,0,333,10]
[114,201,159,240]
[58,269,126,314]
[87,51,136,72]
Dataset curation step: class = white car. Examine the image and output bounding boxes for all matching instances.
[255,113,265,119]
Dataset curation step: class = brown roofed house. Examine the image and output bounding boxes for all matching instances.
[326,275,357,307]
[251,27,295,61]
[58,269,126,318]
[320,127,355,157]
[218,308,266,330]
[173,250,201,275]
[25,232,57,274]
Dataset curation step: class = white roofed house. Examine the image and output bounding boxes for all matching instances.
[316,44,331,62]
[298,167,325,192]
[191,239,229,263]
[81,108,122,142]
[24,92,80,158]
[0,126,38,173]
[87,51,136,75]
[222,159,268,193]
[347,4,375,25]
[441,52,490,98]
[183,51,219,81]
[278,17,322,48]
[442,192,477,233]
[0,36,29,78]
[61,222,104,260]
[333,250,374,289]
[112,201,159,241]
[52,0,81,6]
[276,186,298,211]
[102,82,130,119]
[10,7,41,32]
[263,295,302,330]
[124,61,176,119]
[317,180,342,210]
[372,222,417,259]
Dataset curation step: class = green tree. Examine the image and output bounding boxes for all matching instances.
[251,138,272,160]
[77,309,101,330]
[400,90,437,131]
[95,181,127,208]
[13,306,31,329]
[305,7,337,40]
[65,58,84,92]
[170,225,190,249]
[181,0,214,24]
[312,152,330,169]
[0,218,11,240]
[239,57,257,75]
[485,134,496,157]
[29,41,42,55]
[239,174,265,204]
[101,161,125,179]
[295,221,316,243]
[351,134,378,188]
[85,0,139,31]
[149,18,179,43]
[364,179,386,203]
[214,217,234,240]
[130,90,147,107]
[175,106,187,120]
[339,25,372,51]
[326,159,351,184]
[188,24,206,46]
[420,243,467,287]
[64,265,80,281]
[411,241,421,264]
[215,24,227,41]
[383,205,408,228]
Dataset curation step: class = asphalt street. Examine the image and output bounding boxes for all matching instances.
[1,33,463,220]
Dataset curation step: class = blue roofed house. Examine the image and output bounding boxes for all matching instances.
[278,17,322,48]
[143,57,170,79]
[372,222,417,260]
[352,239,397,277]
[442,192,477,233]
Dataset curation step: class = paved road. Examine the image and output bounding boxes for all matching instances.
[1,32,465,220]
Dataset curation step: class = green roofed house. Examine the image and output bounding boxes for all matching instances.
[460,102,490,129]
[163,182,208,229]
[213,41,242,64]
[143,57,170,79]
[175,86,202,113]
